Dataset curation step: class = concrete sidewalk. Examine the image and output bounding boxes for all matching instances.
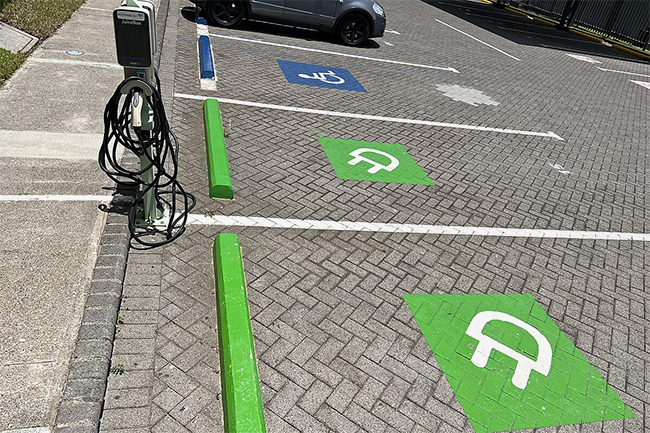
[0,0,160,430]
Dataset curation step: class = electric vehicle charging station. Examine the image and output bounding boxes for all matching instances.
[114,0,162,226]
[100,0,195,247]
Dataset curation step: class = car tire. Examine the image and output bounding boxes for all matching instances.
[337,13,370,47]
[208,1,245,28]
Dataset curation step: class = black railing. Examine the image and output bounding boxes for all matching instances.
[507,0,650,50]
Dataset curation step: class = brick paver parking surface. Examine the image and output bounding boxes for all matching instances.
[100,0,648,431]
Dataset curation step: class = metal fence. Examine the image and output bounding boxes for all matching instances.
[509,0,650,50]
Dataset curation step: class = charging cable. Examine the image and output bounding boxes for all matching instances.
[99,72,196,248]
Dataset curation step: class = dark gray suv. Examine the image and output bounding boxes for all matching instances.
[194,0,387,46]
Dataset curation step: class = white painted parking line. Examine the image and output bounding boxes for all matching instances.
[186,214,650,241]
[27,58,121,69]
[175,93,564,140]
[0,195,114,202]
[597,67,650,78]
[549,163,570,175]
[212,41,471,82]
[566,53,601,63]
[80,6,112,12]
[208,33,459,73]
[631,80,650,89]
[436,19,521,61]
[0,428,51,433]
[0,130,120,161]
[385,28,401,35]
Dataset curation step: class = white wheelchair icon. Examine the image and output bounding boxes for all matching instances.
[297,70,345,85]
[465,311,552,390]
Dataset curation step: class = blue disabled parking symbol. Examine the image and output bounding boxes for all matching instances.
[277,60,366,92]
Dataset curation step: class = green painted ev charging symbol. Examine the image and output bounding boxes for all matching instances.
[319,137,434,185]
[404,294,634,433]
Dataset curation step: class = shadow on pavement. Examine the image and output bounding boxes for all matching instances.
[98,183,138,216]
[422,0,647,63]
[181,5,197,22]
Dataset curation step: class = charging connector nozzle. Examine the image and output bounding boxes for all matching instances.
[131,91,143,128]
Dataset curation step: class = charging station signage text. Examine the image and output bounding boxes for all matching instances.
[116,10,145,21]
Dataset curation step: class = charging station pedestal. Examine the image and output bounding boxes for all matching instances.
[113,0,168,227]
[102,0,195,246]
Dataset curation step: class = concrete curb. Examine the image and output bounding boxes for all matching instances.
[52,0,172,429]
[504,6,530,18]
[568,28,604,43]
[53,176,137,433]
[0,22,38,54]
[611,42,649,60]
[213,234,266,433]
[203,99,234,199]
[569,28,649,60]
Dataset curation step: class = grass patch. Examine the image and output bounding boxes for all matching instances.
[0,0,13,14]
[0,0,83,86]
[0,0,85,39]
[0,48,27,86]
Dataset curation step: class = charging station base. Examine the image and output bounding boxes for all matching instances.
[135,207,170,228]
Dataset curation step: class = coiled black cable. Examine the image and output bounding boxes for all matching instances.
[99,72,196,248]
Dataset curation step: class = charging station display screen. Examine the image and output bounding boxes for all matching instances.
[114,9,152,67]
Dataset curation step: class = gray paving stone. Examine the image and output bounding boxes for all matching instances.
[269,381,306,418]
[284,406,329,433]
[153,386,184,412]
[100,407,150,429]
[62,378,107,402]
[104,387,150,409]
[106,370,154,390]
[186,411,220,433]
[93,0,650,432]
[68,359,110,381]
[82,307,119,325]
[315,405,360,433]
[152,414,191,433]
[168,385,213,424]
[265,410,302,433]
[73,339,113,360]
[56,401,102,425]
[54,426,100,433]
[113,338,156,355]
[156,363,199,397]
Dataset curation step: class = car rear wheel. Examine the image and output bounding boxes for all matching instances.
[208,1,245,28]
[338,13,370,46]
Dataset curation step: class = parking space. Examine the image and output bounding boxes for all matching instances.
[101,0,649,431]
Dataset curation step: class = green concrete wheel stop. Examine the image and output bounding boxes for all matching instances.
[213,233,266,433]
[204,99,234,199]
